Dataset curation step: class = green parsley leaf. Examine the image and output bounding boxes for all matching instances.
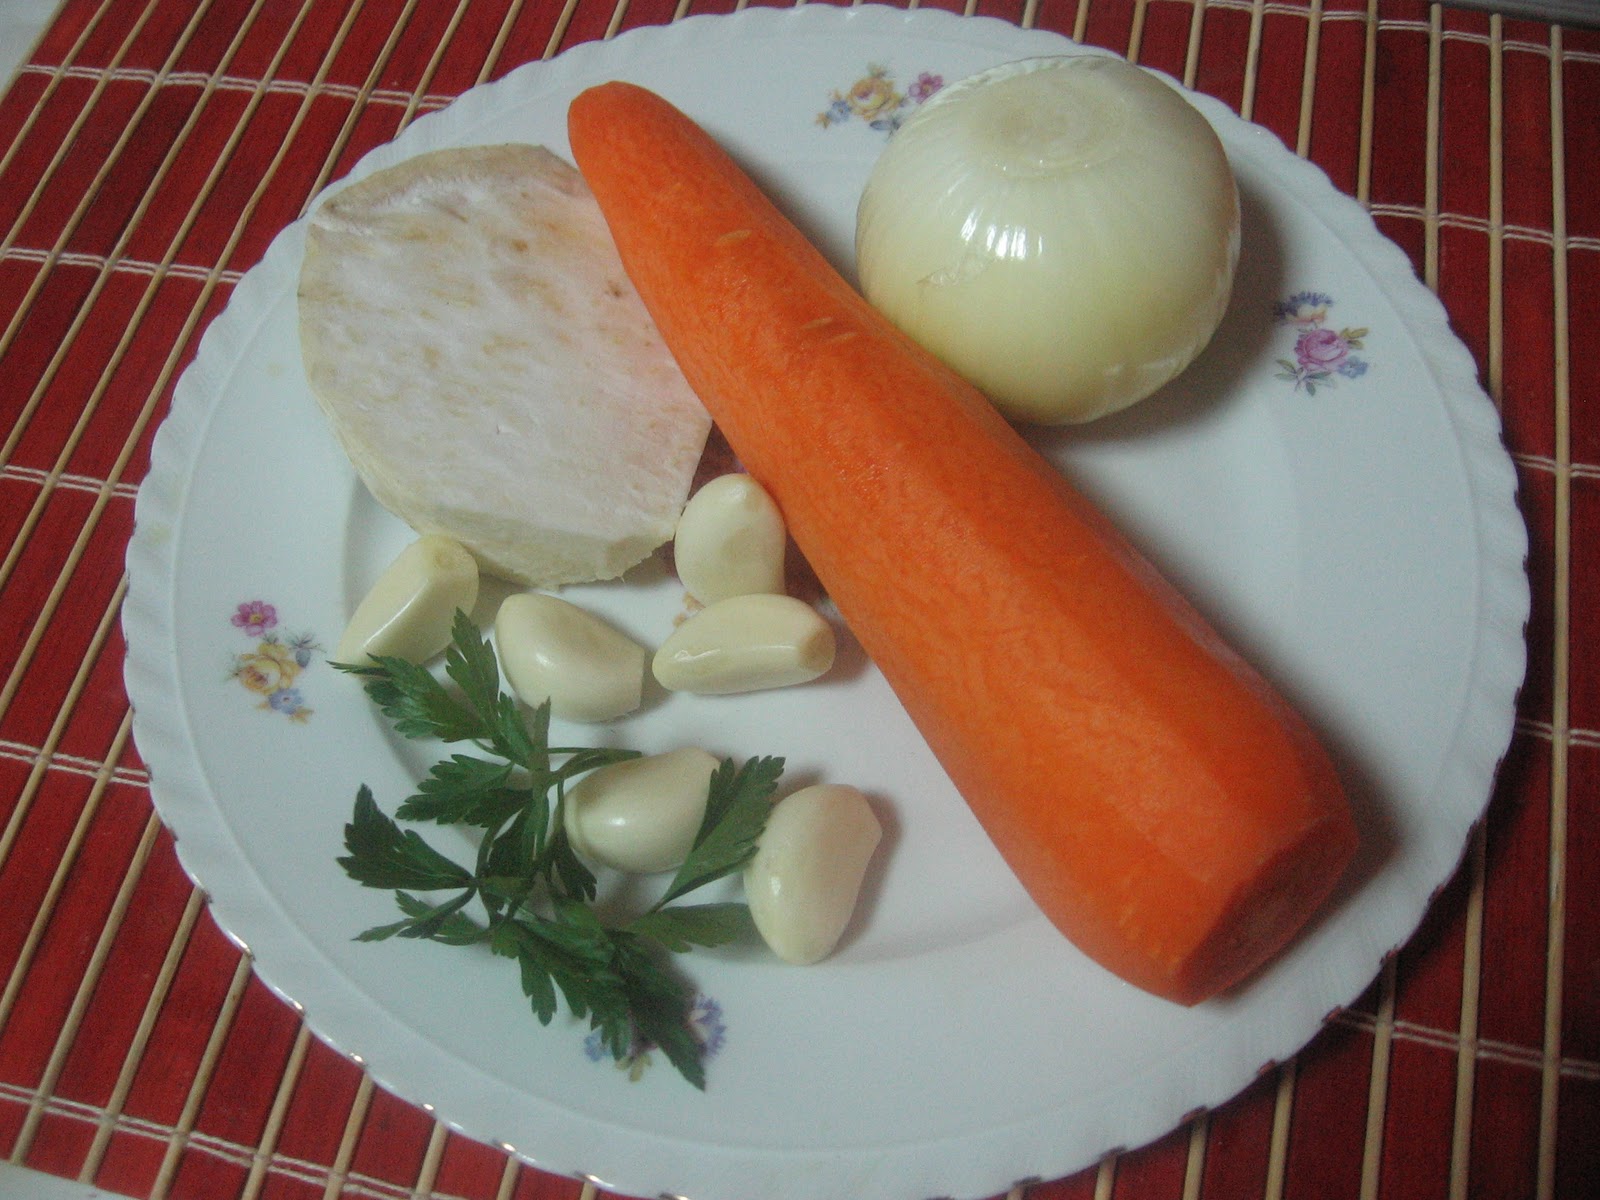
[655,756,784,909]
[357,889,485,943]
[443,609,500,716]
[353,916,413,943]
[396,754,522,827]
[335,655,486,743]
[440,615,545,767]
[492,692,540,767]
[611,932,706,1089]
[339,787,476,892]
[392,890,485,944]
[628,903,756,952]
[490,920,559,1023]
[514,907,628,1025]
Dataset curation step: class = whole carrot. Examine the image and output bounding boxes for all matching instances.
[568,82,1357,1004]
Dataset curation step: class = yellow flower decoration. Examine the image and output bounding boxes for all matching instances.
[847,67,902,122]
[233,640,301,696]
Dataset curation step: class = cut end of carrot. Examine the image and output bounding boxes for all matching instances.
[1160,806,1359,1005]
[984,764,1359,1007]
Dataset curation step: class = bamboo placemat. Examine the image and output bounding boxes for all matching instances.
[0,1,1594,1197]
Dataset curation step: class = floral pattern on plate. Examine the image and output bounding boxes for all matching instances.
[584,992,727,1082]
[1273,291,1370,394]
[227,601,323,722]
[818,64,942,133]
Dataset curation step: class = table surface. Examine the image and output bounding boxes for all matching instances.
[0,2,1596,1199]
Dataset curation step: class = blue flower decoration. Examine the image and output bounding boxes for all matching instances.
[1273,291,1336,323]
[268,688,307,715]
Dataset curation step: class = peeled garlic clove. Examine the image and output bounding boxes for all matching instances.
[563,747,720,874]
[746,784,882,965]
[673,473,787,605]
[494,593,646,722]
[653,594,835,695]
[336,534,480,665]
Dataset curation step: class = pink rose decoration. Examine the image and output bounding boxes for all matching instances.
[1296,327,1348,370]
[908,72,943,104]
[232,600,278,636]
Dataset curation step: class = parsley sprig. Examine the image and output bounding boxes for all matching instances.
[334,611,783,1088]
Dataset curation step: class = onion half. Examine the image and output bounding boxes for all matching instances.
[855,54,1241,425]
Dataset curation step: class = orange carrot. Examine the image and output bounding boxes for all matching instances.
[568,82,1358,1005]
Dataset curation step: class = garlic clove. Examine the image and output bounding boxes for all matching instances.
[673,473,787,605]
[653,593,835,695]
[564,747,720,874]
[336,534,480,665]
[745,784,883,965]
[494,593,646,722]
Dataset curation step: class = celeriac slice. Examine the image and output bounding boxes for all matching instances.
[298,144,711,586]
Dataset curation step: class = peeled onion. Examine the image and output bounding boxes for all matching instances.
[855,54,1240,425]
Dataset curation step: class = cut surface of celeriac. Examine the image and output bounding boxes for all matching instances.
[298,144,711,586]
[855,55,1240,425]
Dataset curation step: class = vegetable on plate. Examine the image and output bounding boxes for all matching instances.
[298,144,710,587]
[855,54,1240,425]
[564,747,722,874]
[494,591,647,722]
[335,534,480,666]
[652,593,837,695]
[673,472,788,605]
[745,784,884,966]
[567,81,1358,1006]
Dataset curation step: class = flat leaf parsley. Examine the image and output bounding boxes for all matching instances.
[334,612,782,1088]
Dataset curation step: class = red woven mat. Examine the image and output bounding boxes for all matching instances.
[0,2,1595,1197]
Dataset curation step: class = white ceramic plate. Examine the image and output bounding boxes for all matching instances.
[122,6,1528,1199]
